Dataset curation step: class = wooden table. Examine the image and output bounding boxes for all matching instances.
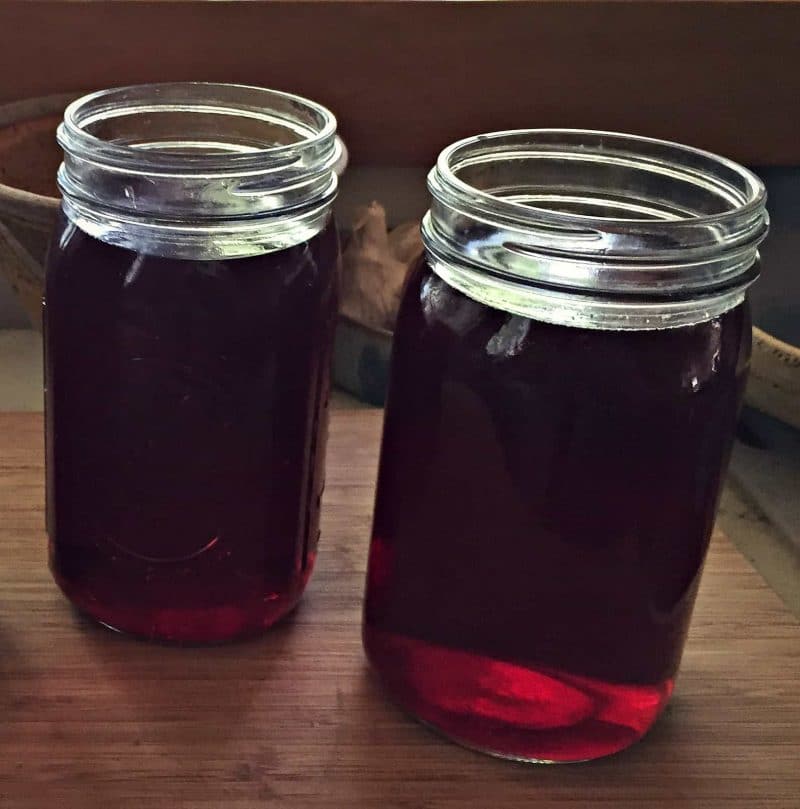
[1,411,798,808]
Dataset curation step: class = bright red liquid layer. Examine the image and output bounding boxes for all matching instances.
[364,628,673,762]
[364,260,750,761]
[45,218,339,642]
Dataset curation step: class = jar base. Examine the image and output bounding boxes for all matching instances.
[51,566,313,644]
[364,626,673,763]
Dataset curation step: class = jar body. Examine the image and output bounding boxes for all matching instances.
[363,258,751,761]
[45,215,339,641]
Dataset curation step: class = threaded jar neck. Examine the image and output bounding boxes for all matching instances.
[422,130,768,330]
[57,83,343,259]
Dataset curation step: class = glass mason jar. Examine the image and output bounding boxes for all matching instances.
[45,84,343,642]
[363,130,768,761]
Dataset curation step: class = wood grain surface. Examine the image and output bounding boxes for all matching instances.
[0,410,798,808]
[1,2,800,166]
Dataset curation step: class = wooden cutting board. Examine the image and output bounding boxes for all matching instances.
[1,410,798,809]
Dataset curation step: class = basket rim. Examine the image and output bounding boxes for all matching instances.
[752,325,800,362]
[0,91,81,207]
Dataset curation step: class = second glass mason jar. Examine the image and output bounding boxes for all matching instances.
[363,130,768,761]
[45,84,343,642]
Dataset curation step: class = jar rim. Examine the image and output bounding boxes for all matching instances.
[58,82,338,175]
[435,129,766,230]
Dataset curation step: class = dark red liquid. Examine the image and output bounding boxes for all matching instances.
[45,216,339,642]
[364,260,750,761]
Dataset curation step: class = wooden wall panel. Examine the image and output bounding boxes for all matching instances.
[0,1,798,166]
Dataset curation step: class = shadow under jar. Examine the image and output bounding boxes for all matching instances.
[363,130,768,762]
[45,84,343,642]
